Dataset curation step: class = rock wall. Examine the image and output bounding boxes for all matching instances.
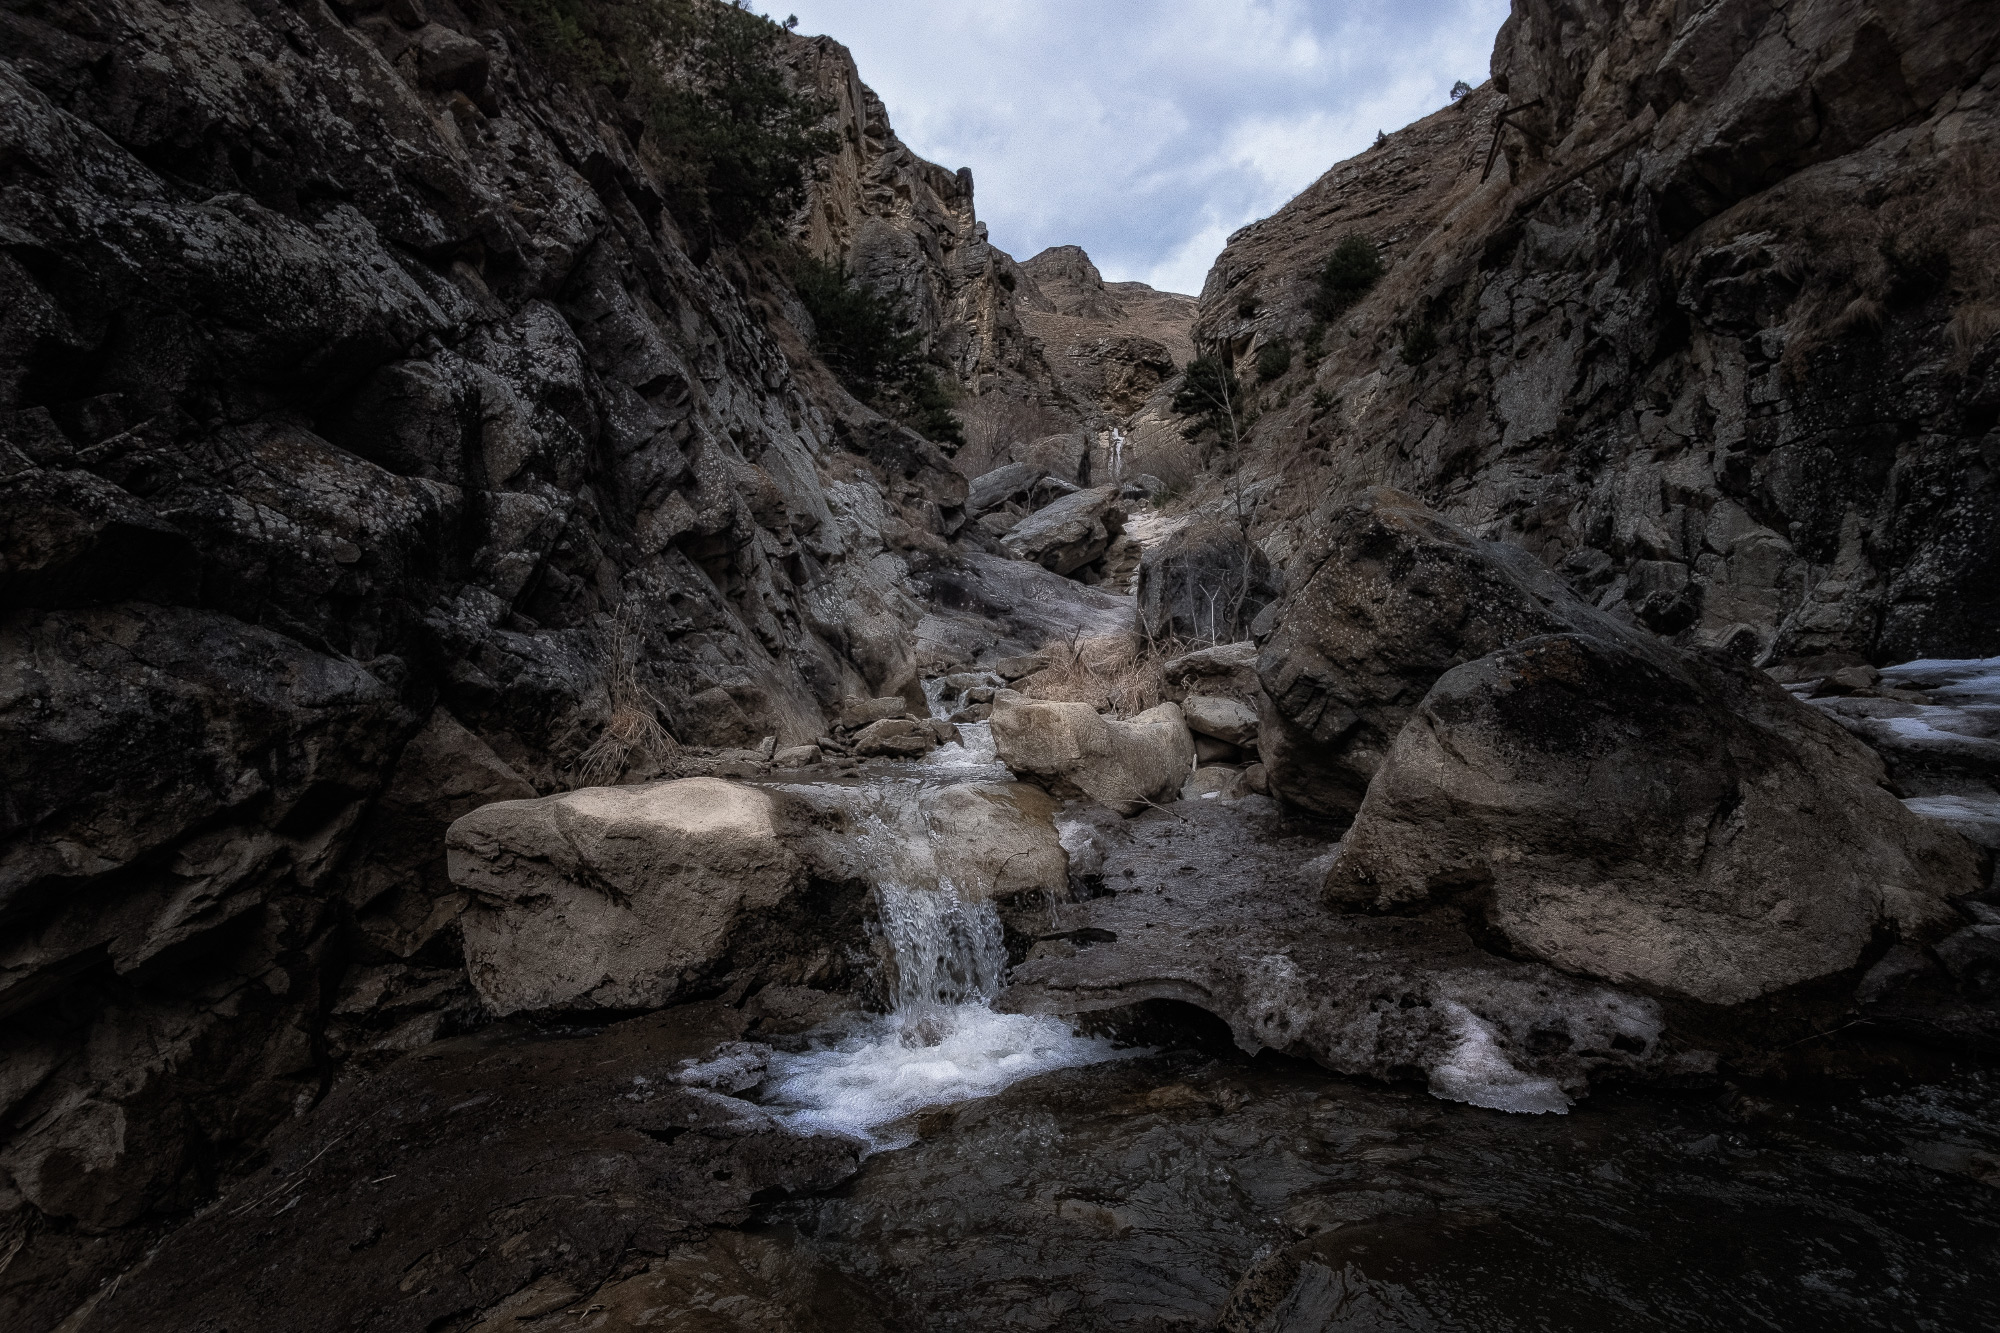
[1191,0,2000,666]
[789,34,1074,410]
[0,0,988,1312]
[1016,244,1197,421]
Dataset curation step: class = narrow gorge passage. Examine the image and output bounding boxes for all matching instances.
[5,0,2000,1328]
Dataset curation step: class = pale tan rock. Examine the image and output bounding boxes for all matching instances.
[448,779,804,1016]
[921,783,1068,900]
[989,697,1195,815]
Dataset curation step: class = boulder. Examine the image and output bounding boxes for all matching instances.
[447,779,806,1015]
[999,486,1126,577]
[1181,765,1246,801]
[1257,489,1662,818]
[922,783,1068,900]
[849,717,937,758]
[1136,517,1280,642]
[1162,639,1260,702]
[1324,635,1982,1005]
[834,696,910,730]
[446,776,1073,1017]
[989,695,1195,815]
[967,462,1044,515]
[1182,694,1258,747]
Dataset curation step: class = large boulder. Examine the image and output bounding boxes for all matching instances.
[967,462,1043,515]
[999,486,1126,577]
[989,695,1195,815]
[1324,634,1983,1005]
[1136,517,1281,642]
[1162,639,1260,703]
[446,777,1071,1015]
[1257,489,1659,818]
[448,779,806,1016]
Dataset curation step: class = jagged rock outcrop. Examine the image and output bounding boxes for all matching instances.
[1183,0,2000,667]
[1256,489,1660,817]
[789,37,1073,410]
[1325,633,1981,1005]
[0,0,1017,1305]
[999,485,1126,577]
[1015,245,1197,423]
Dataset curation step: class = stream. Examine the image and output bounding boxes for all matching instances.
[717,673,2000,1330]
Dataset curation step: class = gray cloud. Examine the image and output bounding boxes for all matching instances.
[780,0,1510,293]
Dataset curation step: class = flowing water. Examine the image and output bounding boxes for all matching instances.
[761,678,1132,1150]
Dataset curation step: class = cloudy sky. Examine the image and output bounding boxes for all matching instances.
[777,0,1511,295]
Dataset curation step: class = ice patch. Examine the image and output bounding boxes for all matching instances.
[1428,1002,1572,1115]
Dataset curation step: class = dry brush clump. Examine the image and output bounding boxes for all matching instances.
[572,613,684,787]
[1770,144,2000,377]
[1015,632,1167,718]
[955,394,1076,478]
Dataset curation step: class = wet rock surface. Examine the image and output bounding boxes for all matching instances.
[65,1006,861,1333]
[762,1054,2000,1332]
[1004,796,1675,1107]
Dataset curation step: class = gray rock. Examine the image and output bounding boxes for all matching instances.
[1182,694,1259,747]
[1162,639,1261,702]
[835,696,912,731]
[850,717,937,758]
[1257,489,1664,818]
[999,486,1127,577]
[1136,517,1281,643]
[1324,634,1982,1005]
[967,462,1045,514]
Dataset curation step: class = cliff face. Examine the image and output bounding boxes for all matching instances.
[1194,0,2000,665]
[789,35,1078,414]
[0,0,989,1312]
[1017,245,1198,421]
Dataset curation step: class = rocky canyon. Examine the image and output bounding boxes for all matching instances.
[1,0,1997,1328]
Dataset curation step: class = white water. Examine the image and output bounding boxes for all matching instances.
[763,883,1130,1151]
[762,676,1130,1150]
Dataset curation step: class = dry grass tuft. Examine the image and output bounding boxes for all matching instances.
[1947,301,2000,367]
[1016,631,1167,718]
[1776,144,2000,379]
[573,612,682,787]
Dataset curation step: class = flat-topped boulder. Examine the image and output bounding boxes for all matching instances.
[446,777,1071,1015]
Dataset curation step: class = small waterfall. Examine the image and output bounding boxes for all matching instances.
[762,786,1130,1149]
[919,676,1006,778]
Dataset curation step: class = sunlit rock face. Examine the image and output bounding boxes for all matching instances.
[1184,0,2000,668]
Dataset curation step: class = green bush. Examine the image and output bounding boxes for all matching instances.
[1173,355,1244,440]
[1255,337,1293,382]
[1310,235,1384,320]
[1301,321,1327,363]
[794,257,962,445]
[502,0,835,241]
[1399,322,1440,366]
